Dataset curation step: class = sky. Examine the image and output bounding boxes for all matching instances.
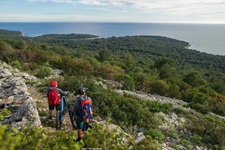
[0,0,225,23]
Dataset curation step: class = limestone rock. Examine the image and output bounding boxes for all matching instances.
[0,61,41,129]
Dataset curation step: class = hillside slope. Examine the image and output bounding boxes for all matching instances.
[1,61,225,149]
[1,30,225,149]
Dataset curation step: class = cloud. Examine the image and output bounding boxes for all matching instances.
[0,13,83,22]
[78,0,130,7]
[9,0,225,23]
[32,0,225,17]
[26,0,225,12]
[27,0,76,3]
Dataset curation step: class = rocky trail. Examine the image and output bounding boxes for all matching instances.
[28,85,75,133]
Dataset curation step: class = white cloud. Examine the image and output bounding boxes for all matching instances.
[41,0,225,18]
[27,0,76,3]
[26,0,225,13]
[0,13,83,22]
[4,0,225,23]
[79,0,129,7]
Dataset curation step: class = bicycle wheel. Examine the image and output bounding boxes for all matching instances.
[69,109,76,129]
[55,104,62,130]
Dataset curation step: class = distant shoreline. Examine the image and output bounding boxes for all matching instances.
[185,44,191,49]
[1,22,225,55]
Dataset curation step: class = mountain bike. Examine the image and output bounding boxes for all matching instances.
[55,94,67,130]
[69,107,77,129]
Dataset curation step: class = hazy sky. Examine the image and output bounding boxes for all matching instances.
[0,0,225,23]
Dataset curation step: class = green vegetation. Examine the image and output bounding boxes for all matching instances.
[0,108,11,121]
[1,29,225,149]
[0,120,161,150]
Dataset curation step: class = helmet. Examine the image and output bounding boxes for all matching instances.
[49,80,57,87]
[77,87,86,95]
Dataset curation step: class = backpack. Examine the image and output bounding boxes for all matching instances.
[79,98,93,121]
[48,88,60,106]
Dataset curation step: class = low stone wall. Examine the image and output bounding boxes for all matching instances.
[0,61,41,129]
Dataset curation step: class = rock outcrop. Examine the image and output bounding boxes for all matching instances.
[0,61,41,129]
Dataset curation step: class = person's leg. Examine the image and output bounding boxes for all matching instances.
[75,118,84,141]
[77,129,83,141]
[48,105,54,119]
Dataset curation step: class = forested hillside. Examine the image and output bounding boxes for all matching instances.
[0,29,225,149]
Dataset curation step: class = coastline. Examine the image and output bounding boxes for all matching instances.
[1,22,225,55]
[184,44,191,49]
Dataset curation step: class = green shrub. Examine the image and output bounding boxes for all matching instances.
[10,60,22,69]
[35,66,51,78]
[190,134,202,145]
[83,121,130,149]
[167,130,178,139]
[0,125,21,150]
[189,103,209,114]
[0,108,11,120]
[178,139,192,149]
[143,128,164,142]
[144,101,173,114]
[132,136,160,150]
[115,74,134,91]
[25,80,38,86]
[83,119,160,150]
[148,80,169,96]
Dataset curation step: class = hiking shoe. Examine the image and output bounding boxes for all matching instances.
[87,123,92,129]
[76,137,82,142]
[74,137,81,142]
[47,116,53,119]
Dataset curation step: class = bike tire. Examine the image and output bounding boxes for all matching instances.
[56,96,67,130]
[56,104,62,130]
[69,109,76,129]
[56,110,63,130]
[55,109,59,130]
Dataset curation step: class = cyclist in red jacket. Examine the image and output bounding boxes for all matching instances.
[47,80,69,119]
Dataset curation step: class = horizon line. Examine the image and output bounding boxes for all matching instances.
[0,21,225,25]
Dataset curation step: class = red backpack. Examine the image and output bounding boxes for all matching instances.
[48,87,60,105]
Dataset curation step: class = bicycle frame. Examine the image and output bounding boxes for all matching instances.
[56,95,65,130]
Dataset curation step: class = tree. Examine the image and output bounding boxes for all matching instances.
[147,80,169,96]
[0,40,15,61]
[158,64,177,80]
[123,53,135,70]
[154,57,174,70]
[99,48,112,62]
[115,74,134,91]
[183,72,206,87]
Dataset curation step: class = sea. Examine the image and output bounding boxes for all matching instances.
[0,22,225,56]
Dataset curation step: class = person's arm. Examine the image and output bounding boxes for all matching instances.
[57,88,69,95]
[46,87,50,97]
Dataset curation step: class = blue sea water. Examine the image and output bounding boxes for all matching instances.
[0,22,225,56]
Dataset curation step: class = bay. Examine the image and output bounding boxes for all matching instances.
[0,22,224,56]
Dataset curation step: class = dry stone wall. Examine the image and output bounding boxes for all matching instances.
[0,61,41,129]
